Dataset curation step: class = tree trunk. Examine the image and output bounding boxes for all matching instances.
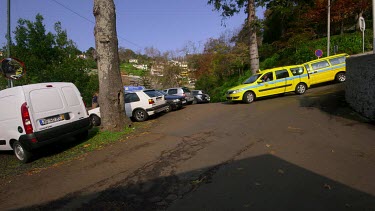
[93,0,131,131]
[248,0,259,75]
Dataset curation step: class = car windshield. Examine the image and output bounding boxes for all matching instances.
[158,90,168,95]
[243,74,261,84]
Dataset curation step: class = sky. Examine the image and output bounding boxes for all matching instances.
[0,0,264,54]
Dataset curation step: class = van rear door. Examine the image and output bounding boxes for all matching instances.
[23,83,86,132]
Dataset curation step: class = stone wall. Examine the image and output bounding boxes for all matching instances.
[345,53,375,121]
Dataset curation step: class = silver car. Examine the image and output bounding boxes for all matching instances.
[164,87,194,104]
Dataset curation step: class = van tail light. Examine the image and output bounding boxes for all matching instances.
[183,93,186,97]
[148,99,155,104]
[21,103,36,142]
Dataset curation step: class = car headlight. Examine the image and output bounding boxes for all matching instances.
[172,99,180,102]
[229,89,240,94]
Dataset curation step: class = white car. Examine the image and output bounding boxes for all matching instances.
[88,89,168,125]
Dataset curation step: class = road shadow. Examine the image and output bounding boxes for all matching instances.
[18,154,375,211]
[299,83,373,124]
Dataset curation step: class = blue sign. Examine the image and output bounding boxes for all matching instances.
[315,49,323,58]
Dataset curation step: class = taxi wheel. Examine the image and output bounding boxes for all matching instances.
[336,72,346,82]
[295,83,307,95]
[243,91,255,104]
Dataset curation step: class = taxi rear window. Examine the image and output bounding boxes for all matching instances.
[311,61,330,70]
[329,56,346,65]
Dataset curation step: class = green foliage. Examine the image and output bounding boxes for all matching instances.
[1,14,98,106]
[120,63,145,76]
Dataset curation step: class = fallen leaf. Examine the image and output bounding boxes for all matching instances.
[83,144,91,148]
[323,183,332,190]
[278,169,285,174]
[266,144,271,148]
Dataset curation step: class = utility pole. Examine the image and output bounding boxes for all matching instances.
[327,0,331,56]
[373,0,375,53]
[7,0,13,88]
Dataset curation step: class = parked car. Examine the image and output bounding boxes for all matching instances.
[164,87,194,104]
[303,53,349,85]
[126,89,168,121]
[226,65,310,103]
[88,107,101,126]
[88,89,168,125]
[0,82,91,163]
[192,90,210,104]
[157,90,186,112]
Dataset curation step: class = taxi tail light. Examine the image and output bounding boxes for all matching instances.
[148,99,155,104]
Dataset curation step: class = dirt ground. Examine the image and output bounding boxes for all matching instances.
[0,83,374,210]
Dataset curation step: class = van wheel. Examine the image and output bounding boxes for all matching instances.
[133,109,148,122]
[90,114,101,126]
[13,141,32,163]
[295,83,307,95]
[336,72,346,82]
[243,91,255,104]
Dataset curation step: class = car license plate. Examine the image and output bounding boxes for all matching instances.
[182,100,187,104]
[39,114,65,126]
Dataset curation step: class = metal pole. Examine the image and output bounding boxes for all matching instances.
[373,0,375,53]
[7,0,10,57]
[327,0,331,56]
[7,0,13,88]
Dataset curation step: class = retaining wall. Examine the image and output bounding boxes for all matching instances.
[345,53,375,121]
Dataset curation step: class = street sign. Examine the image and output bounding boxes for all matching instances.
[359,17,366,53]
[315,49,323,58]
[359,17,366,32]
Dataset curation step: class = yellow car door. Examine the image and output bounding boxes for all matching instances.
[256,71,276,97]
[274,69,291,94]
[307,60,331,84]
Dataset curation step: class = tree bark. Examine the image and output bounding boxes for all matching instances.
[93,0,131,131]
[248,0,259,75]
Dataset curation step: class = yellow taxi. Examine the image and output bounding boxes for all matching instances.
[303,53,349,85]
[226,65,310,103]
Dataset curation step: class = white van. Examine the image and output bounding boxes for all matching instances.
[0,82,91,163]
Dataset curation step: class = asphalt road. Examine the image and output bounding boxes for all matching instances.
[0,83,374,210]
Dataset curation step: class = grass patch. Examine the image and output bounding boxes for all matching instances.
[0,124,142,180]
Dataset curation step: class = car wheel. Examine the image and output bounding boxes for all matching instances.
[242,91,255,104]
[90,114,101,126]
[165,104,172,113]
[192,98,198,104]
[13,141,32,163]
[295,83,307,95]
[133,109,148,122]
[335,72,346,82]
